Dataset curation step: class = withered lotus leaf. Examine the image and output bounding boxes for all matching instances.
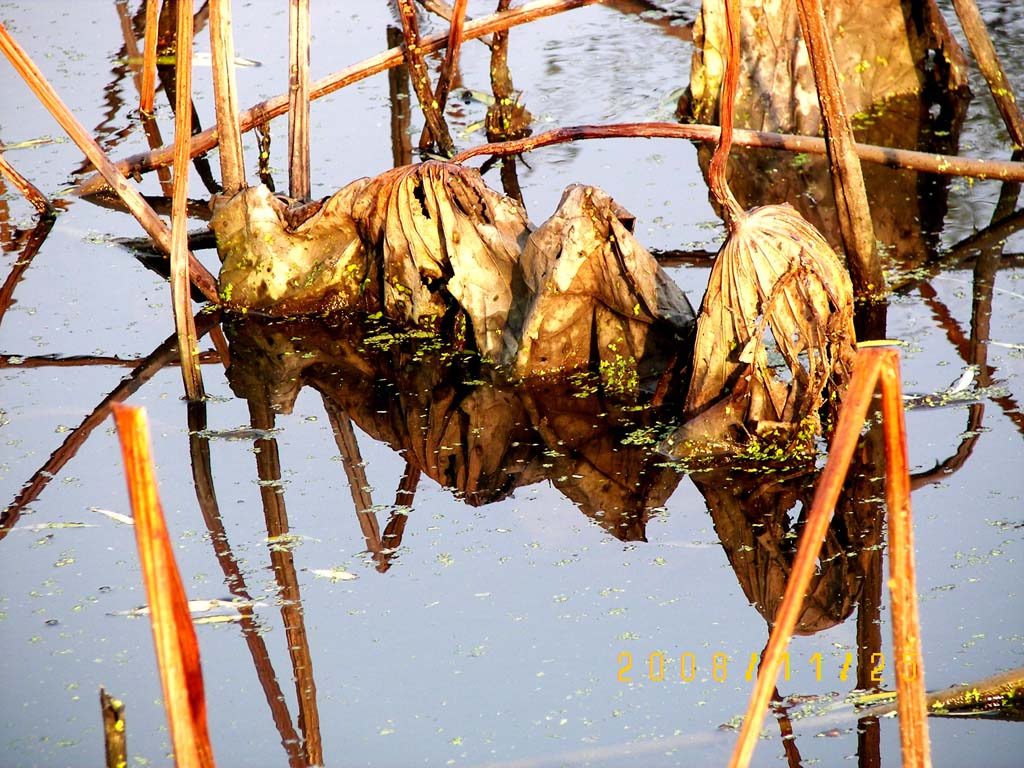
[510,185,695,389]
[211,181,374,316]
[663,203,856,458]
[350,161,531,360]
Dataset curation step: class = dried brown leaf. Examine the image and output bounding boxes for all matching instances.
[511,185,695,389]
[665,203,855,457]
[350,161,531,360]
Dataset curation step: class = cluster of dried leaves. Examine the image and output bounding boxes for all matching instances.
[211,162,694,396]
[213,161,856,458]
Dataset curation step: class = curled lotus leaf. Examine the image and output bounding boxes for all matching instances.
[211,181,375,316]
[662,203,856,458]
[350,161,531,360]
[510,185,695,390]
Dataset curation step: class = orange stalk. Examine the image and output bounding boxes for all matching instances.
[288,0,311,199]
[729,348,931,768]
[140,0,160,114]
[209,0,247,195]
[111,404,215,768]
[879,356,932,767]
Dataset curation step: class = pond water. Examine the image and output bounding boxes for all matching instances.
[1,1,1023,766]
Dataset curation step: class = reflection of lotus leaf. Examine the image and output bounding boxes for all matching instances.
[223,316,682,540]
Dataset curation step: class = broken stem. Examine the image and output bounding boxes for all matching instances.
[397,0,455,156]
[728,349,887,768]
[111,403,217,768]
[171,0,206,401]
[75,0,603,193]
[879,356,932,768]
[450,121,1024,182]
[209,0,247,195]
[99,688,127,768]
[795,0,883,299]
[0,20,219,301]
[140,0,159,114]
[418,0,468,152]
[288,0,311,199]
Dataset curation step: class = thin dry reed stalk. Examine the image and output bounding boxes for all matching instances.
[209,0,246,195]
[795,0,882,298]
[418,0,468,151]
[111,403,216,768]
[114,0,174,196]
[0,21,219,301]
[397,0,455,156]
[0,148,53,214]
[728,348,932,768]
[140,0,160,114]
[288,0,311,199]
[951,0,1024,149]
[171,0,205,401]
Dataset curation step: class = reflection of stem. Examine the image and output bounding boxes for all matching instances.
[0,213,54,327]
[0,310,220,541]
[387,26,413,168]
[115,0,173,195]
[320,395,384,557]
[768,686,803,768]
[915,280,1024,439]
[248,399,324,767]
[186,401,305,768]
[379,461,420,572]
[0,351,223,368]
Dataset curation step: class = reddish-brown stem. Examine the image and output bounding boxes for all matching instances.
[795,0,883,298]
[111,403,216,768]
[418,0,468,151]
[728,349,886,768]
[209,0,246,195]
[729,349,931,768]
[450,121,1024,182]
[879,358,932,767]
[397,0,455,156]
[706,0,743,225]
[75,0,603,193]
[951,0,1024,149]
[0,150,52,214]
[140,0,160,114]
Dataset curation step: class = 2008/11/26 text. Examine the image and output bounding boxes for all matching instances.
[617,651,918,683]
